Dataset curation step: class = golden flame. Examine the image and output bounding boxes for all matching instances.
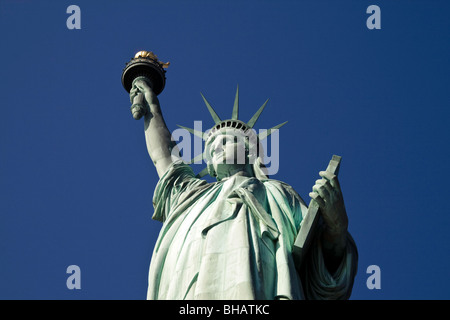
[134,51,170,68]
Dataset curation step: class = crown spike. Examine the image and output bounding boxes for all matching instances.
[232,85,239,120]
[177,125,206,140]
[200,93,221,124]
[248,99,269,128]
[258,121,288,140]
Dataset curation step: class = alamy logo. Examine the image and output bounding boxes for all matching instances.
[366,5,381,30]
[173,121,282,176]
[66,5,81,30]
[366,265,381,289]
[66,265,81,289]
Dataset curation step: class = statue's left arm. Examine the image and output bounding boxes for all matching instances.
[300,171,358,299]
[309,170,349,273]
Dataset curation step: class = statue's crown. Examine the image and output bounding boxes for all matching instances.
[178,86,287,178]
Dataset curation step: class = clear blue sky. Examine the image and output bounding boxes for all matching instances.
[1,0,449,299]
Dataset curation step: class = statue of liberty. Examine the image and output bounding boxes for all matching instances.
[124,52,358,300]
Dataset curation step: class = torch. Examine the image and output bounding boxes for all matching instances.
[121,51,169,120]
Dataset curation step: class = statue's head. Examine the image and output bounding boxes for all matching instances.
[178,86,287,181]
[204,122,260,181]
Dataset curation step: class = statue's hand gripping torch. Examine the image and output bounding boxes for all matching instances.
[122,51,169,120]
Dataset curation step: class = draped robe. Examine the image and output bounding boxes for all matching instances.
[147,161,358,300]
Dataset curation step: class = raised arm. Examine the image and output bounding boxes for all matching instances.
[130,78,180,178]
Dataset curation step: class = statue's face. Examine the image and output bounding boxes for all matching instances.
[206,129,253,180]
[210,133,248,166]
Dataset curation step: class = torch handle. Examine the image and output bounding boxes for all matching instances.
[131,92,146,120]
[130,76,154,120]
